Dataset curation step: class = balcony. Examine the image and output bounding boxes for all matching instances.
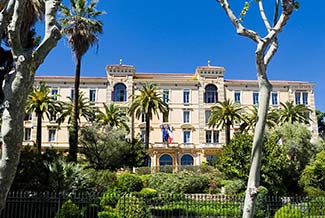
[197,143,223,149]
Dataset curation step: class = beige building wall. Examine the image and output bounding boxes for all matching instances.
[24,64,318,168]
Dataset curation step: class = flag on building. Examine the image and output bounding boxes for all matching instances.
[167,125,174,143]
[161,125,168,142]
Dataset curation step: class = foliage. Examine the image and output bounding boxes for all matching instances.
[11,147,62,191]
[117,173,144,193]
[25,82,60,153]
[216,132,302,195]
[147,171,221,194]
[116,194,150,218]
[79,126,146,170]
[276,101,312,125]
[60,0,104,161]
[274,205,302,218]
[55,199,83,218]
[222,179,246,194]
[316,109,325,140]
[307,197,325,216]
[138,188,158,197]
[46,158,91,193]
[216,133,252,180]
[208,99,243,144]
[56,92,95,124]
[128,82,168,148]
[85,169,117,192]
[300,151,325,195]
[96,103,129,132]
[240,106,278,132]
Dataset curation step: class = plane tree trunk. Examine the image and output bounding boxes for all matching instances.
[215,0,293,217]
[0,0,61,210]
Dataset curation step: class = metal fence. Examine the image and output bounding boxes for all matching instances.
[0,191,324,218]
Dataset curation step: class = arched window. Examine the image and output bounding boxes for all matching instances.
[113,83,127,102]
[159,154,173,166]
[181,154,194,166]
[204,84,218,103]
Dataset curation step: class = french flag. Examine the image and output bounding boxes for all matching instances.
[167,125,174,143]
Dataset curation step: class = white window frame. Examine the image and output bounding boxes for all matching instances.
[183,130,191,144]
[271,92,279,106]
[183,110,190,123]
[48,129,56,142]
[253,92,259,105]
[89,89,97,102]
[183,90,190,105]
[24,128,31,141]
[234,91,241,103]
[51,88,58,101]
[163,89,169,104]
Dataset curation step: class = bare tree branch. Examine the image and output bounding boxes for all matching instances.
[273,0,280,26]
[7,0,26,55]
[0,0,14,41]
[258,1,271,32]
[33,0,62,68]
[263,13,290,45]
[264,38,278,65]
[216,0,261,43]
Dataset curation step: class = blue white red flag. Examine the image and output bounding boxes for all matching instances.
[167,125,174,143]
[161,126,168,142]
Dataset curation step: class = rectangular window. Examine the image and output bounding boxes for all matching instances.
[234,91,241,103]
[295,92,301,105]
[163,89,169,104]
[24,128,31,141]
[183,130,191,144]
[51,88,58,101]
[24,113,32,121]
[89,89,96,102]
[70,89,74,99]
[253,92,259,105]
[49,112,56,122]
[213,130,219,143]
[205,110,211,125]
[183,90,190,104]
[48,129,56,142]
[302,92,308,105]
[183,111,190,123]
[206,130,212,143]
[206,130,219,143]
[272,92,278,105]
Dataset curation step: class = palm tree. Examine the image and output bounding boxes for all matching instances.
[240,106,278,132]
[208,99,243,145]
[128,82,168,149]
[96,103,129,131]
[25,82,59,154]
[276,101,312,125]
[57,92,95,125]
[60,0,104,161]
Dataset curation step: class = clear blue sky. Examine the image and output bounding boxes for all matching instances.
[37,0,325,111]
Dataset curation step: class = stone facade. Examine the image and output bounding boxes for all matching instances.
[23,64,317,168]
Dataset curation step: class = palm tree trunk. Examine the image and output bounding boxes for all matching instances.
[69,56,81,162]
[145,113,150,149]
[225,122,231,145]
[36,110,42,154]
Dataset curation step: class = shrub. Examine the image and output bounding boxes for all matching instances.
[307,197,325,216]
[86,169,117,192]
[274,205,302,218]
[116,194,150,218]
[55,200,83,218]
[117,173,143,193]
[222,179,246,194]
[139,188,157,198]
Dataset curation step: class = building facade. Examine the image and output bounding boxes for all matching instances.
[24,64,317,168]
